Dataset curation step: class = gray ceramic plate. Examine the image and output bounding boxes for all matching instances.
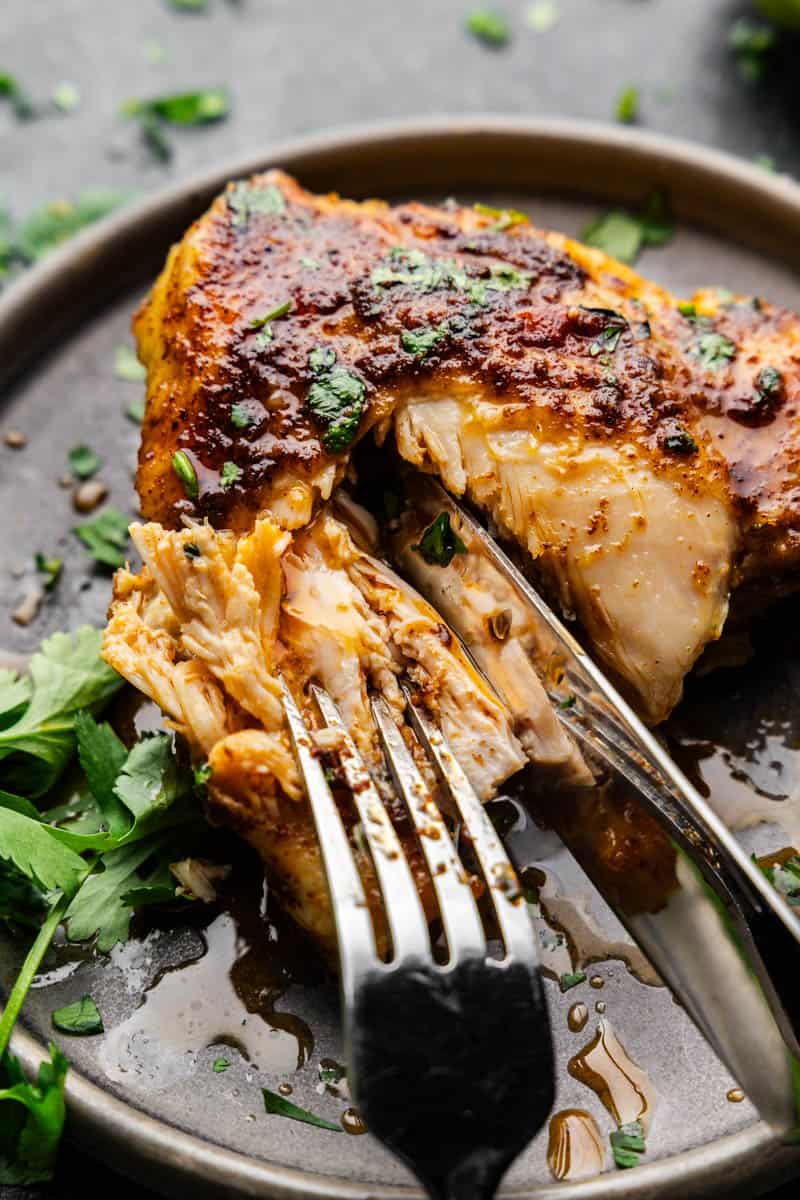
[2,118,800,1200]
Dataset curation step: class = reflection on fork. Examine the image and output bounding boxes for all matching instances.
[280,677,555,1200]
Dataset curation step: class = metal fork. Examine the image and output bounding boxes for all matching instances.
[279,677,555,1200]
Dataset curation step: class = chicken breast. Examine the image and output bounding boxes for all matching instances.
[103,507,530,955]
[134,171,800,722]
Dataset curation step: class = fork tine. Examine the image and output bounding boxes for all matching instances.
[370,695,485,963]
[402,690,540,964]
[279,677,376,1000]
[310,684,431,964]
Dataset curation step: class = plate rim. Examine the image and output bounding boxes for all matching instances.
[3,115,800,1199]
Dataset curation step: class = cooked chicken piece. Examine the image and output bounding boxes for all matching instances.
[103,508,530,955]
[134,171,800,722]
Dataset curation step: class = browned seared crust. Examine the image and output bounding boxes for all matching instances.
[135,170,800,586]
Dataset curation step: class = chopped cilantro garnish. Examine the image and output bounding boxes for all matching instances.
[678,302,697,318]
[249,299,293,348]
[172,450,198,500]
[219,461,243,489]
[194,761,213,788]
[13,192,128,264]
[0,72,35,120]
[729,18,775,82]
[68,444,101,480]
[123,88,229,160]
[51,995,103,1036]
[610,1121,646,1169]
[615,84,639,124]
[73,506,130,570]
[35,554,63,592]
[474,202,529,231]
[401,324,449,359]
[695,332,736,370]
[372,246,531,305]
[466,7,510,45]
[227,181,286,227]
[308,346,337,374]
[559,694,577,710]
[262,1086,341,1132]
[587,311,627,356]
[663,429,698,456]
[412,512,467,567]
[558,971,587,993]
[123,87,229,125]
[230,401,256,429]
[114,344,147,383]
[582,191,673,265]
[212,1056,230,1072]
[169,0,209,9]
[306,366,366,453]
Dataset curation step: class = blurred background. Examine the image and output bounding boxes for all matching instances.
[2,0,800,1197]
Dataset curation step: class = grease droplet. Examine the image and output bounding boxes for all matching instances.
[589,975,604,990]
[277,1082,292,1096]
[567,1002,589,1033]
[547,1108,605,1180]
[727,1087,745,1103]
[341,1107,367,1135]
[595,1001,606,1014]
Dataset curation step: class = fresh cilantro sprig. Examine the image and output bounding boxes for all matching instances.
[122,88,230,161]
[0,631,208,1183]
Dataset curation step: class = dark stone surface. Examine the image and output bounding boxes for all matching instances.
[2,0,799,1197]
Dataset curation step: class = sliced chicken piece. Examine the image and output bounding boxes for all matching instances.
[103,509,528,955]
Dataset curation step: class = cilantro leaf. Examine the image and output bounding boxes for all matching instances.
[15,192,128,264]
[212,1057,230,1072]
[615,84,639,124]
[35,555,62,592]
[581,211,643,264]
[230,401,256,429]
[123,87,230,126]
[65,834,173,951]
[465,8,511,46]
[0,1045,68,1185]
[0,670,31,730]
[220,461,243,489]
[227,181,286,227]
[113,734,193,836]
[610,1120,646,1170]
[51,996,103,1036]
[401,324,449,359]
[412,512,467,567]
[558,970,587,992]
[262,1087,341,1132]
[114,344,146,383]
[307,367,366,453]
[68,444,101,480]
[0,73,35,120]
[0,808,86,897]
[582,191,674,265]
[74,712,130,837]
[695,332,736,370]
[73,506,130,570]
[0,627,123,798]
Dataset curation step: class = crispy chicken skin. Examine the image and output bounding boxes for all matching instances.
[135,171,800,722]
